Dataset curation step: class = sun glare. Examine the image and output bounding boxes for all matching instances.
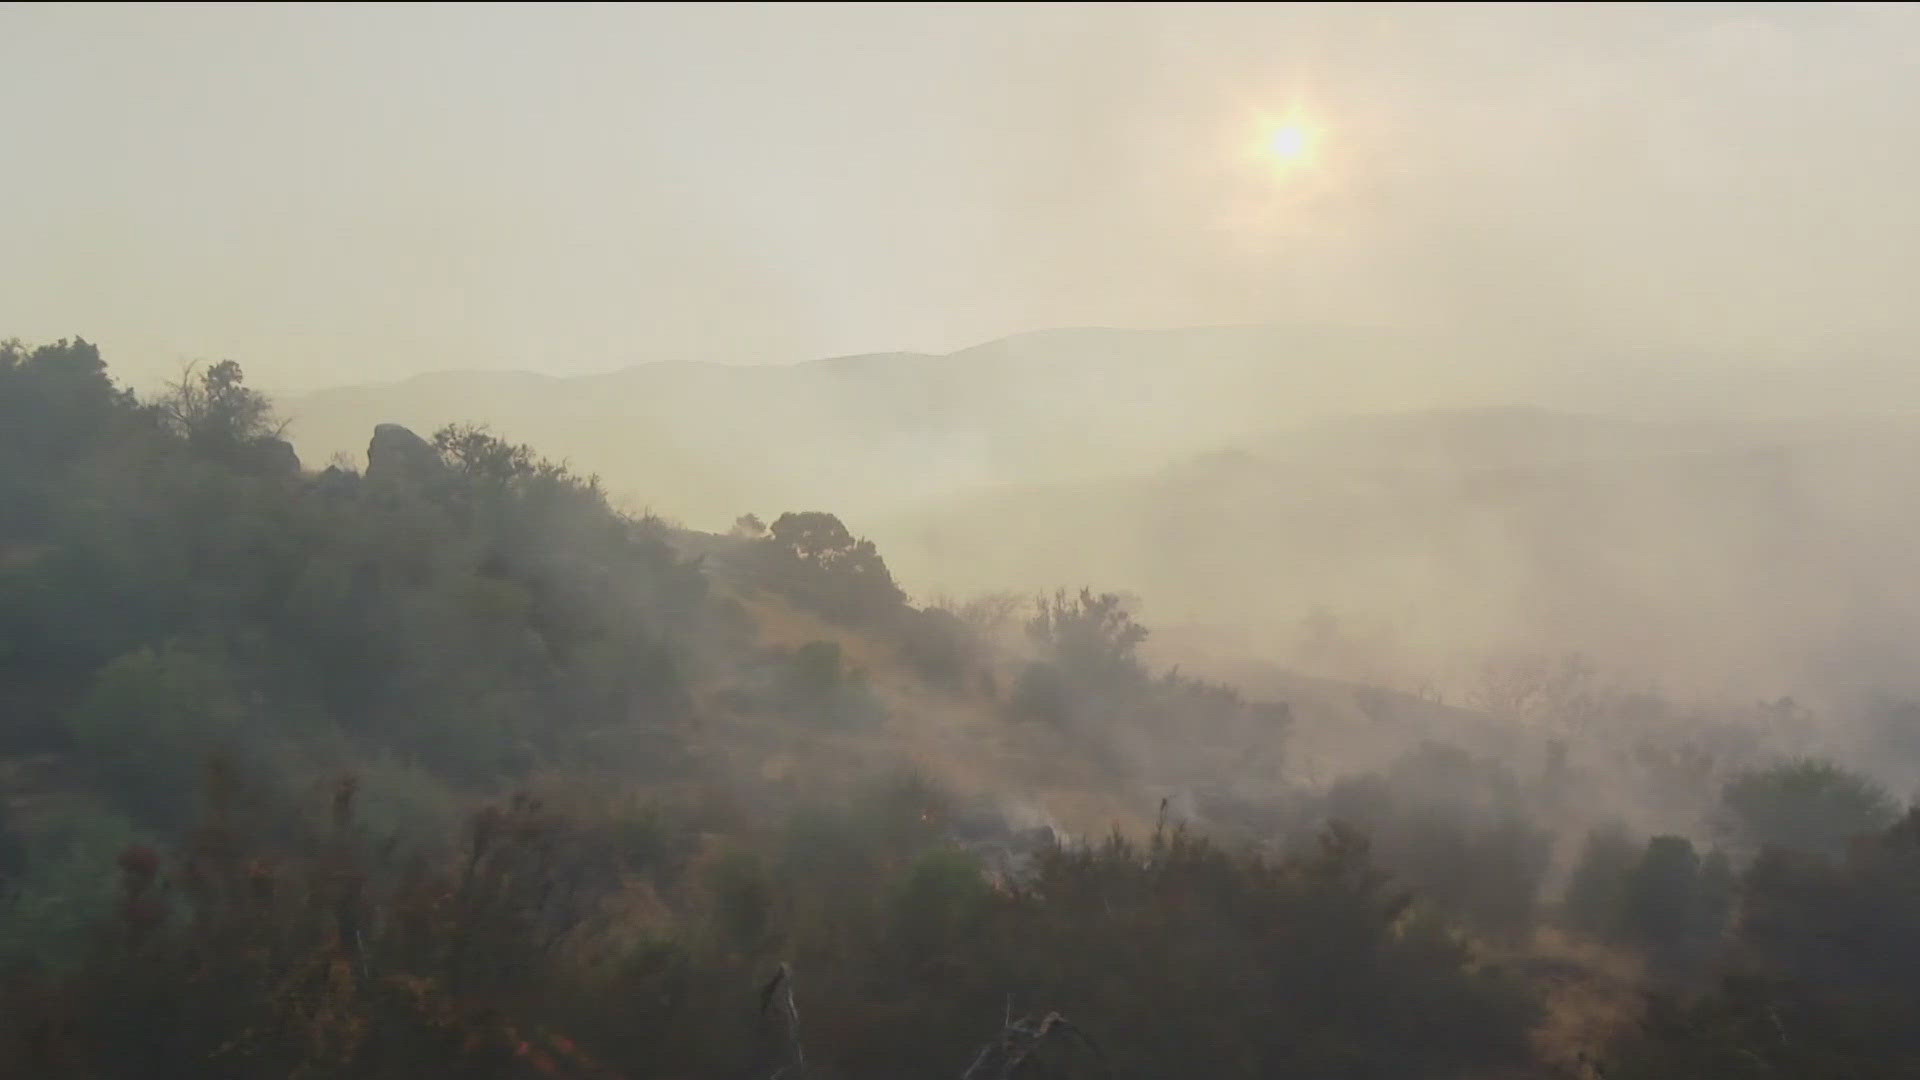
[1271,124,1309,160]
[1221,109,1331,238]
[1266,121,1313,168]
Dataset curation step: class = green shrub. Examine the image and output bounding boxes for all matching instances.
[67,640,252,829]
[0,801,144,965]
[1718,758,1899,858]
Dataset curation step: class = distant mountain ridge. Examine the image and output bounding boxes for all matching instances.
[289,324,1916,529]
[284,323,1507,528]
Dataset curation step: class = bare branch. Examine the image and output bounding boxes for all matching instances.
[960,1010,1109,1080]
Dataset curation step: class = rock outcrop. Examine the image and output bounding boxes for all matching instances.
[365,423,442,483]
[254,436,301,477]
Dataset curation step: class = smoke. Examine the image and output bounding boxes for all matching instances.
[7,6,1920,390]
[12,2,1920,890]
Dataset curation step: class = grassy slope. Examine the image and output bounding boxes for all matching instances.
[707,584,1151,840]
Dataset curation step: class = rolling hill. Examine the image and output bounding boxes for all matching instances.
[283,323,1523,528]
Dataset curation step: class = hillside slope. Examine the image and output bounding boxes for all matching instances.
[875,408,1920,704]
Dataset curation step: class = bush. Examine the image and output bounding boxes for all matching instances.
[66,641,256,829]
[1605,810,1920,1078]
[896,606,983,691]
[1717,758,1899,858]
[965,824,1541,1079]
[1564,824,1639,936]
[1025,588,1148,687]
[0,802,144,966]
[1322,742,1553,940]
[1008,660,1070,722]
[778,640,885,727]
[1615,836,1734,981]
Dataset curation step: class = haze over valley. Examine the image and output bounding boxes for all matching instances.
[8,5,1920,1078]
[287,324,1920,709]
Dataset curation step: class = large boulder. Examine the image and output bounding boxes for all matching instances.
[365,423,442,483]
[253,436,301,477]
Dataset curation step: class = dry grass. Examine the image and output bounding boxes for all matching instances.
[1504,927,1646,1078]
[718,589,1151,839]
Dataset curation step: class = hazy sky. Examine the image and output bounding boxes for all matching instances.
[3,3,1917,394]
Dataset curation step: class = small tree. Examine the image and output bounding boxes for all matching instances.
[761,511,905,623]
[0,337,125,457]
[432,422,538,484]
[1467,651,1603,730]
[1025,588,1147,686]
[157,360,281,457]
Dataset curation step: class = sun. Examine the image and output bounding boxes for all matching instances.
[1222,106,1333,237]
[1266,121,1313,166]
[1270,124,1309,160]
